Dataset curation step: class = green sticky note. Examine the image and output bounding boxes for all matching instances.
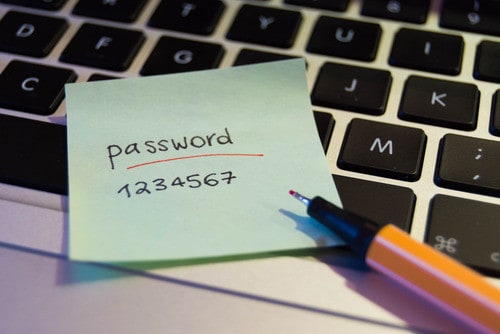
[66,59,343,262]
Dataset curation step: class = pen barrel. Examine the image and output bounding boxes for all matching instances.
[366,225,500,334]
[308,197,378,257]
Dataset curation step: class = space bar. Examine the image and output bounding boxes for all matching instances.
[0,114,67,195]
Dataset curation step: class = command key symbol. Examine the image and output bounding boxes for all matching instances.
[434,235,458,253]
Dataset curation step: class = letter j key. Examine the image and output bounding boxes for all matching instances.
[311,62,392,115]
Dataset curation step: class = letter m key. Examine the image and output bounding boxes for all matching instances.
[370,138,393,155]
[339,119,426,181]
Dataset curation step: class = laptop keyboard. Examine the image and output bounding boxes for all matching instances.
[0,0,499,278]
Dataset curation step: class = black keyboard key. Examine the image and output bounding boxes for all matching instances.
[141,36,224,75]
[338,119,426,181]
[0,114,67,195]
[307,16,381,61]
[0,0,66,10]
[389,28,463,75]
[399,76,479,131]
[233,48,297,66]
[226,5,302,48]
[474,40,500,83]
[72,0,147,23]
[311,62,392,115]
[60,23,145,71]
[0,11,68,57]
[0,60,77,115]
[435,134,500,197]
[361,0,430,23]
[313,111,334,153]
[491,90,500,136]
[440,0,500,37]
[149,0,225,35]
[87,73,119,81]
[426,195,500,277]
[284,0,348,12]
[333,174,415,232]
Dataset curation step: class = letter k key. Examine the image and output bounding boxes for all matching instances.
[431,92,447,107]
[399,76,479,130]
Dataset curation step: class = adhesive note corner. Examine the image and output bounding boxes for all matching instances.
[65,59,343,262]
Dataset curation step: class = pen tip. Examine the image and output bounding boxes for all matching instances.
[289,190,311,206]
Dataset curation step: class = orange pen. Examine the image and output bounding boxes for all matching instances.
[289,190,500,333]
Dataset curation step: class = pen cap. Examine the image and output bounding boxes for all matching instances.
[308,197,379,257]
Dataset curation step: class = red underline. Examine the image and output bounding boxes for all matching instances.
[127,153,264,170]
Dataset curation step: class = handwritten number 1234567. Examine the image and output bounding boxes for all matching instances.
[117,171,236,198]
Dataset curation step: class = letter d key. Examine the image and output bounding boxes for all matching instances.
[0,11,69,57]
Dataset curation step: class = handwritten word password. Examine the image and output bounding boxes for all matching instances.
[107,128,233,170]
